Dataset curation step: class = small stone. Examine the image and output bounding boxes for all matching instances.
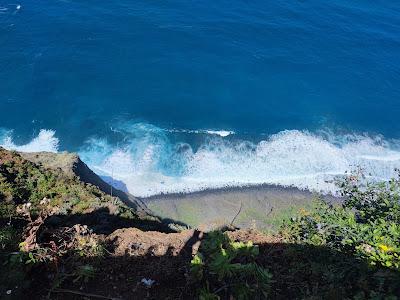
[6,290,12,295]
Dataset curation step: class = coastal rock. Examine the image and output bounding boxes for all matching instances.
[20,151,150,214]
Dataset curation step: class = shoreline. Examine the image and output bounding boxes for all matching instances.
[143,183,340,231]
[141,182,340,203]
[16,148,340,230]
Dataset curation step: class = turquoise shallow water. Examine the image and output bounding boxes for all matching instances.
[1,1,400,196]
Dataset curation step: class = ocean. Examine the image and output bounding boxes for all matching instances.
[1,0,400,197]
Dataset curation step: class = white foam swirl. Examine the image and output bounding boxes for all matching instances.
[2,125,399,197]
[0,129,59,153]
[79,126,400,197]
[165,128,234,137]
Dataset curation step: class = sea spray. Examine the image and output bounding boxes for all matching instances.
[2,124,400,197]
[0,129,59,153]
[78,124,400,197]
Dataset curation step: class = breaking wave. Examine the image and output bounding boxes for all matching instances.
[0,129,59,152]
[2,123,400,197]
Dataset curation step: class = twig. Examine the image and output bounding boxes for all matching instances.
[266,206,274,217]
[230,202,243,227]
[213,284,234,294]
[50,288,123,300]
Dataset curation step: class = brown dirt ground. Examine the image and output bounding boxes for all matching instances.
[48,228,278,300]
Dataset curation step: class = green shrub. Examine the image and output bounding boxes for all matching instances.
[0,252,31,298]
[75,234,105,258]
[191,231,272,299]
[72,264,96,283]
[0,148,138,220]
[281,171,400,297]
[0,226,19,251]
[340,170,400,223]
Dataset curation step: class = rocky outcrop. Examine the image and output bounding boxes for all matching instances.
[20,151,151,215]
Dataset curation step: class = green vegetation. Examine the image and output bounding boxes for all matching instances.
[188,171,400,299]
[0,225,18,251]
[0,148,136,220]
[281,171,400,298]
[237,204,316,234]
[191,231,272,300]
[2,147,400,299]
[0,148,145,298]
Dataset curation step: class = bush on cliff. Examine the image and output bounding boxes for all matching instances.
[281,170,400,298]
[0,148,136,220]
[191,230,272,299]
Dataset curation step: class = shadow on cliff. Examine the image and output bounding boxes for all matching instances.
[21,227,400,300]
[100,176,129,194]
[42,207,189,234]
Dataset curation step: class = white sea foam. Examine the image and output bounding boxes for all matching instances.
[165,128,234,137]
[205,130,234,137]
[0,129,59,152]
[78,125,400,197]
[1,125,399,197]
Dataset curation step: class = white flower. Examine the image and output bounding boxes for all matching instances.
[141,278,155,287]
[40,197,51,205]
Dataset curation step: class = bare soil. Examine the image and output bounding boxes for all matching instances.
[48,228,277,300]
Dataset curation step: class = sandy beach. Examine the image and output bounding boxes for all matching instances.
[143,184,339,231]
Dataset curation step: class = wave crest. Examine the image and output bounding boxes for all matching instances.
[78,124,400,197]
[2,124,399,197]
[0,129,59,153]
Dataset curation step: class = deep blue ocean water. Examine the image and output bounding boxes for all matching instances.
[1,1,400,196]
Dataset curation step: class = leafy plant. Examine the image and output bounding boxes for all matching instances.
[191,231,272,299]
[0,226,18,251]
[75,234,105,258]
[340,169,400,223]
[0,148,138,219]
[73,264,96,283]
[281,170,400,298]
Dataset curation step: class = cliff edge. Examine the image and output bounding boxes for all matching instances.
[20,151,150,215]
